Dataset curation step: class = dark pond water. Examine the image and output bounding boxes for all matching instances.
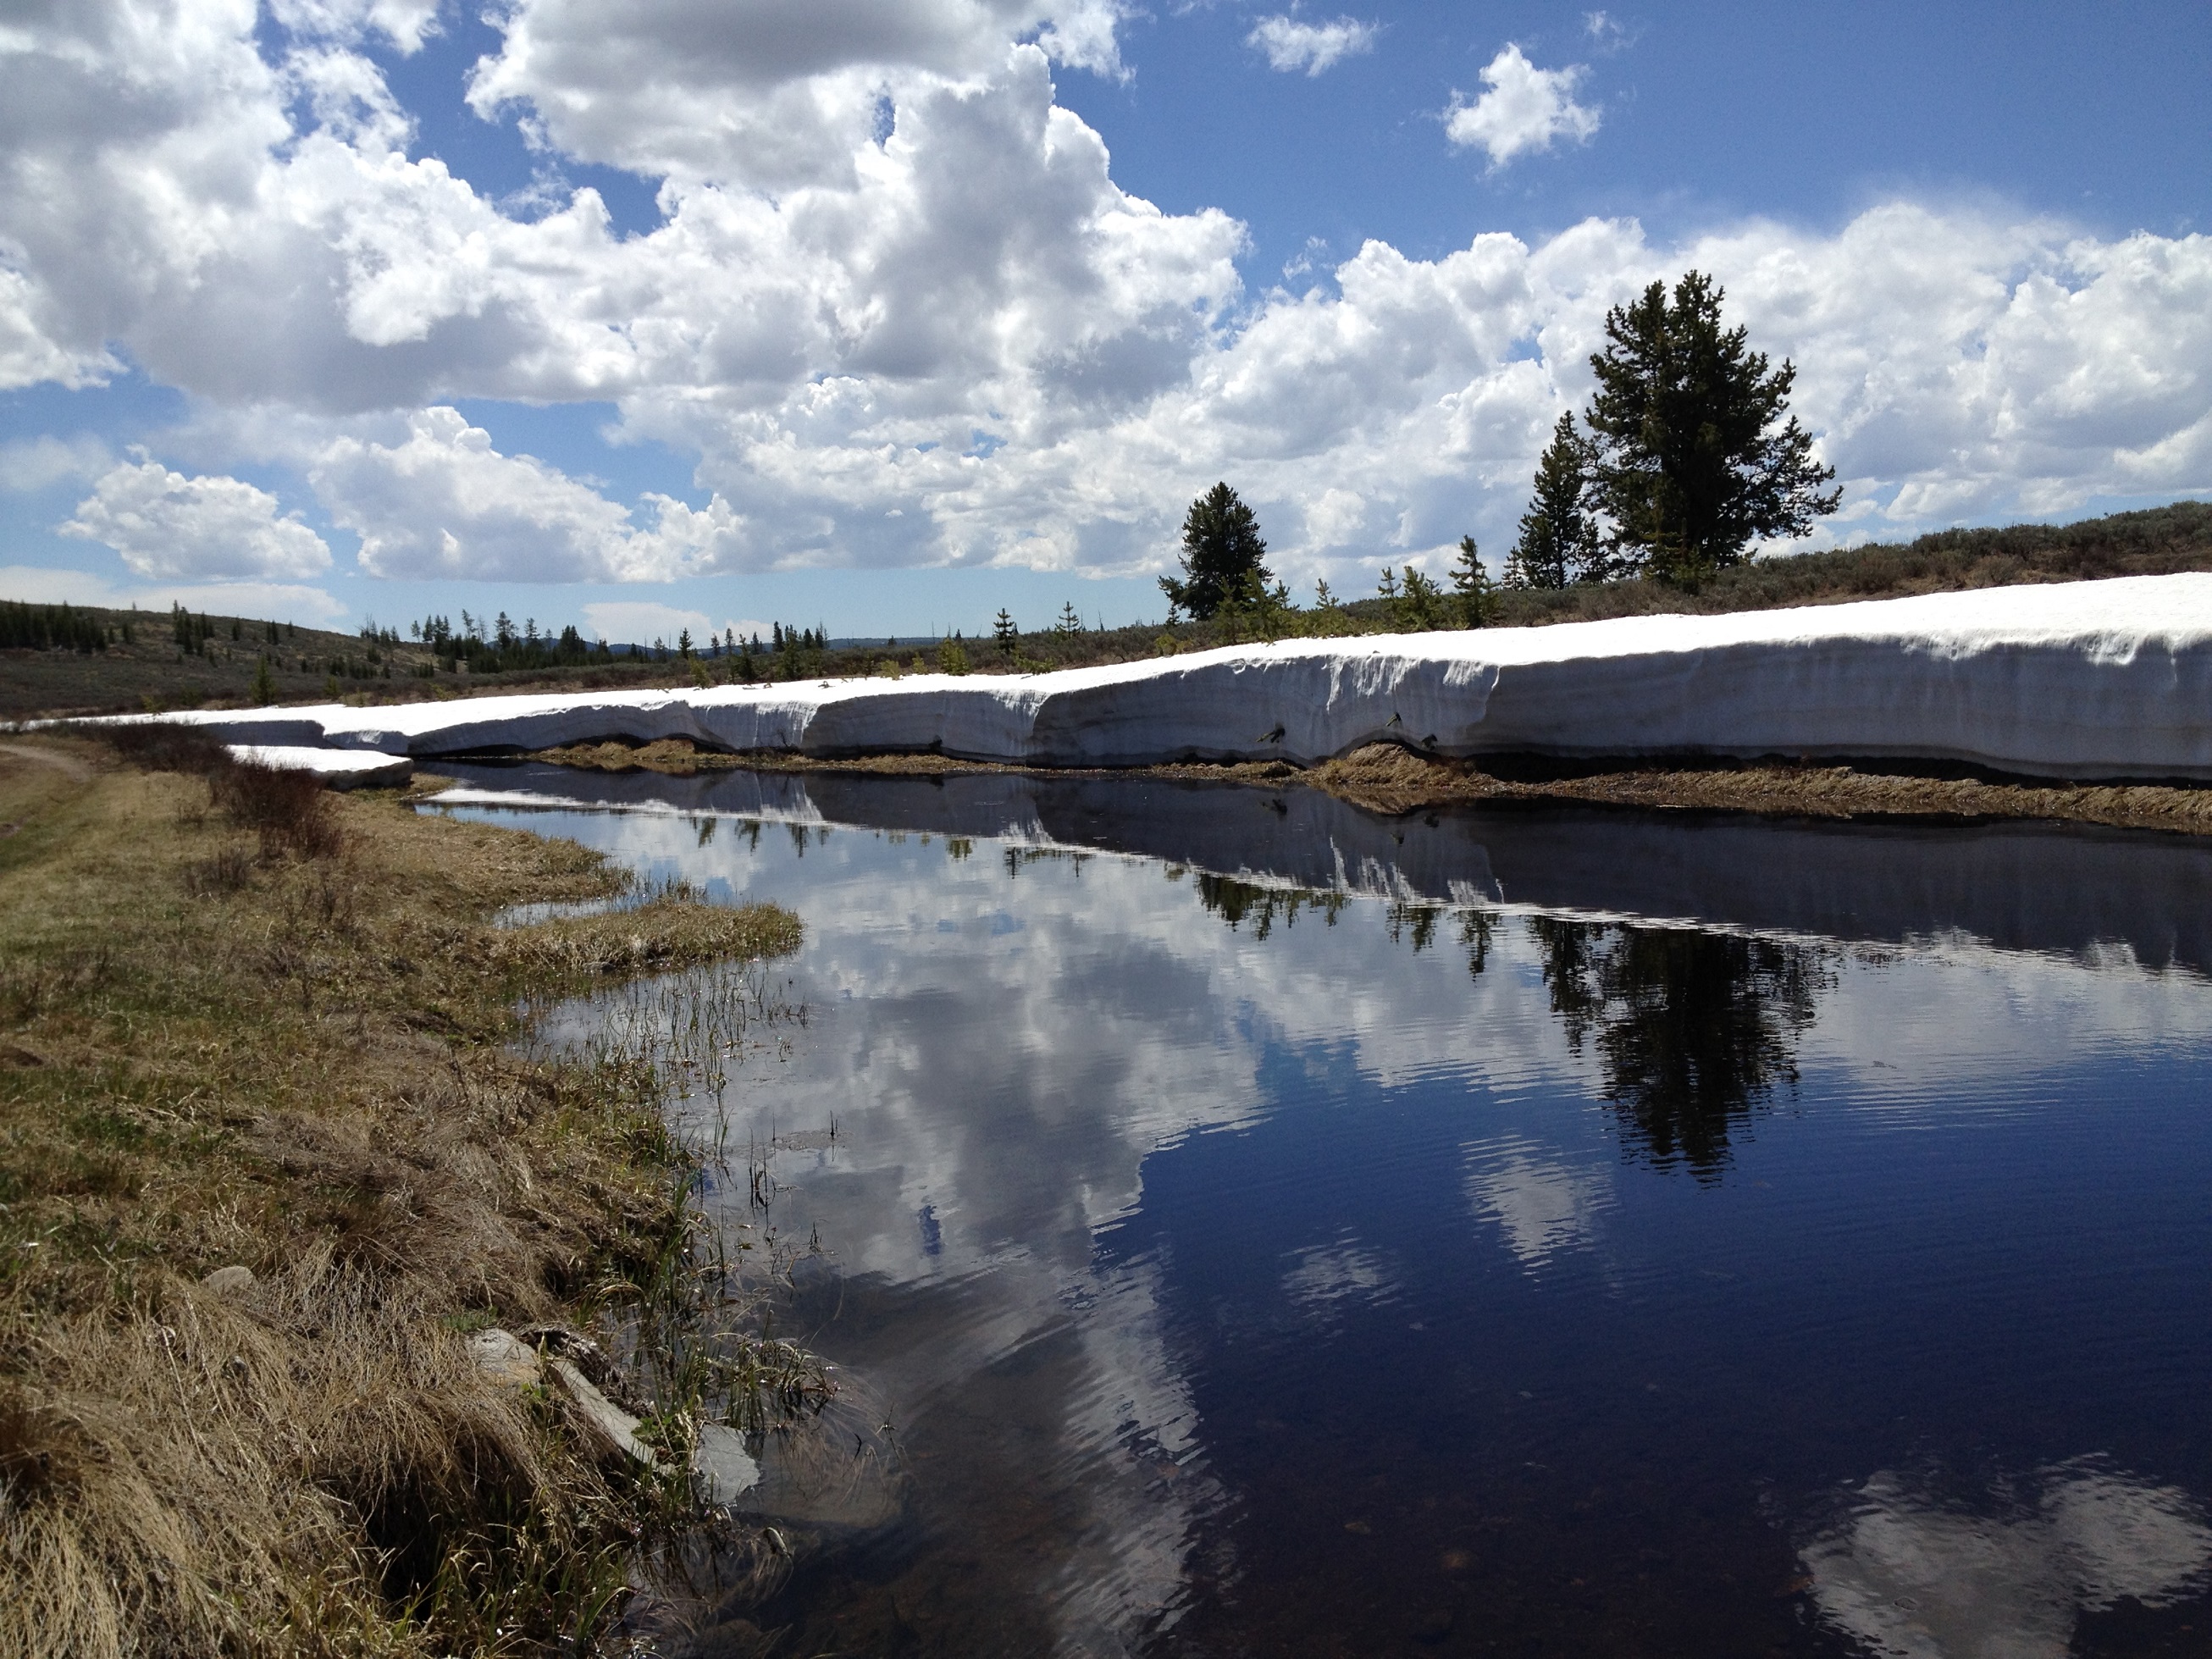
[429,762,2212,1659]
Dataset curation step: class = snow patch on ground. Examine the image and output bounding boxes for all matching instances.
[227,745,412,788]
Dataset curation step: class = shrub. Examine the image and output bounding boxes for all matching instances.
[210,761,341,860]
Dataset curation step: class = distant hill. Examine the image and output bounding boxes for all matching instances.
[1446,499,2212,631]
[4,503,2209,723]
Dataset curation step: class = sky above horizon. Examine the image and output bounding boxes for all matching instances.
[2,0,2208,642]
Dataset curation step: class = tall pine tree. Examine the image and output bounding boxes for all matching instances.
[1506,414,1605,588]
[1582,271,1839,584]
[1159,483,1273,620]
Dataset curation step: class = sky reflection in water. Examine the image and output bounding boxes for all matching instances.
[434,766,2212,1657]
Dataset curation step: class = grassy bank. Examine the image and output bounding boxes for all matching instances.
[0,732,802,1656]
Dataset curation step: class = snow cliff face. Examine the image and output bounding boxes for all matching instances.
[144,573,2212,780]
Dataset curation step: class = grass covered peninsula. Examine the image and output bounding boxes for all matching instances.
[0,731,803,1656]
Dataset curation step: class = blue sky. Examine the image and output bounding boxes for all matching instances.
[1071,3,2209,260]
[2,0,2207,639]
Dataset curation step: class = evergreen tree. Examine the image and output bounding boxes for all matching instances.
[993,609,1020,659]
[1583,271,1839,584]
[1159,483,1273,621]
[1398,567,1446,630]
[1450,536,1495,627]
[1506,413,1604,588]
[1055,600,1083,639]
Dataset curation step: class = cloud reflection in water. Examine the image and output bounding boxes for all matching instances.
[1801,1459,2212,1659]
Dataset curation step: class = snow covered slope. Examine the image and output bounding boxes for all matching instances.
[132,574,2212,781]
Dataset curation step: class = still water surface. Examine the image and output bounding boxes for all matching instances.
[431,763,2212,1658]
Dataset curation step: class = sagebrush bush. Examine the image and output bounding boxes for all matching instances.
[212,760,341,859]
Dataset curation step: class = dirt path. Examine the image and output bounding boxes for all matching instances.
[0,738,96,780]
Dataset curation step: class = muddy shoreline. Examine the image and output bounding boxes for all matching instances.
[528,738,2212,838]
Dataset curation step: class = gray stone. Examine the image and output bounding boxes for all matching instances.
[549,1357,657,1468]
[466,1327,541,1390]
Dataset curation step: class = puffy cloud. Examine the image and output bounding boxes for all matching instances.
[310,406,748,581]
[1245,16,1379,76]
[0,0,2208,602]
[60,458,332,579]
[465,0,1128,186]
[1031,0,1126,79]
[0,267,120,391]
[1445,44,1601,169]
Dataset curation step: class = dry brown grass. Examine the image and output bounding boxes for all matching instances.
[1311,742,2212,832]
[0,734,802,1656]
[489,898,802,980]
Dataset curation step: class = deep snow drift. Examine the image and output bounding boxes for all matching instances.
[134,575,2212,781]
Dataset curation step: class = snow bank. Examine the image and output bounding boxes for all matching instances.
[126,574,2212,781]
[227,744,412,788]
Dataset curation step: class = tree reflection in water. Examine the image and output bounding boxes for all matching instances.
[1194,873,1349,940]
[1187,871,1830,1177]
[1531,917,1834,1179]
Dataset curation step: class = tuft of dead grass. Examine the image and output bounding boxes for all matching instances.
[0,734,804,1656]
[489,897,802,981]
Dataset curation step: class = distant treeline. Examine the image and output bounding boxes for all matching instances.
[403,611,846,679]
[0,600,117,653]
[408,611,611,673]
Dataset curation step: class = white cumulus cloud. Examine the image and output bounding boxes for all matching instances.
[0,0,2209,606]
[465,0,1131,187]
[310,407,749,582]
[60,459,332,579]
[1446,44,1601,169]
[1246,16,1378,76]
